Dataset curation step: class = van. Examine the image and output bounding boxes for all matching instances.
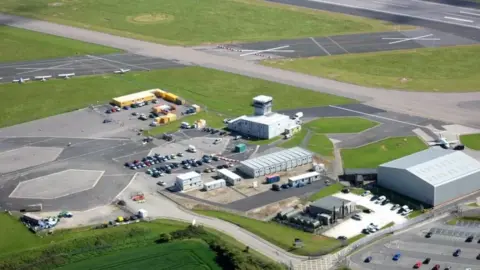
[187,145,196,153]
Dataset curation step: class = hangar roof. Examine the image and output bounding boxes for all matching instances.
[380,148,480,187]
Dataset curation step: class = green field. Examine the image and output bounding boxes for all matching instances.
[263,46,480,92]
[341,137,427,168]
[0,0,402,45]
[0,66,353,128]
[305,117,378,133]
[307,133,334,157]
[460,134,480,150]
[195,210,341,255]
[57,240,220,270]
[308,183,344,201]
[0,26,120,62]
[279,128,309,148]
[146,111,226,136]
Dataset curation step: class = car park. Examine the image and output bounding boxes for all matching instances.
[413,261,422,268]
[352,214,362,221]
[361,190,371,196]
[364,256,372,263]
[453,249,461,257]
[433,265,440,270]
[381,199,390,205]
[392,253,401,261]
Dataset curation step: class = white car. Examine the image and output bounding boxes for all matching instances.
[352,214,362,220]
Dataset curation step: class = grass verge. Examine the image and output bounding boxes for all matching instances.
[263,46,480,92]
[307,133,334,157]
[308,183,344,201]
[460,134,480,150]
[305,117,378,133]
[0,66,354,128]
[145,111,225,136]
[0,26,120,62]
[381,222,395,229]
[279,128,308,148]
[246,136,282,145]
[195,210,341,255]
[341,136,427,168]
[447,216,480,225]
[0,0,404,45]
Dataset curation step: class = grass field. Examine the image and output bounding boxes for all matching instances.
[460,134,480,150]
[263,46,480,92]
[0,0,401,45]
[308,182,344,201]
[195,210,341,255]
[146,111,225,136]
[279,128,309,148]
[307,133,334,157]
[0,26,120,62]
[246,136,282,145]
[57,240,220,270]
[305,117,378,133]
[0,66,353,128]
[341,137,427,168]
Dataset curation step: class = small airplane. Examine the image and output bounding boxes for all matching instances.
[12,77,30,84]
[428,132,459,149]
[114,68,131,74]
[58,73,75,79]
[34,75,52,82]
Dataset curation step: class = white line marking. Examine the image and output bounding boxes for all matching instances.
[372,0,408,8]
[0,135,130,140]
[444,16,474,23]
[114,173,138,199]
[239,45,291,57]
[381,38,440,41]
[460,11,480,17]
[326,36,349,54]
[240,49,295,53]
[103,174,137,177]
[15,62,75,75]
[86,55,150,70]
[386,34,434,45]
[309,37,331,56]
[329,105,426,128]
[15,67,75,70]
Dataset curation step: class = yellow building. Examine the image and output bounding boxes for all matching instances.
[195,119,206,129]
[164,93,178,103]
[154,89,167,99]
[112,90,156,107]
[156,113,177,124]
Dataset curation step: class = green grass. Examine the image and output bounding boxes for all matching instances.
[279,128,309,148]
[263,46,480,92]
[460,134,480,150]
[195,210,341,256]
[305,117,378,133]
[246,136,282,145]
[0,0,403,45]
[447,216,480,225]
[0,66,354,128]
[308,183,344,201]
[381,222,395,229]
[407,210,425,219]
[467,202,479,207]
[307,133,334,157]
[347,234,366,244]
[146,111,225,136]
[56,240,221,270]
[0,26,120,62]
[341,136,427,168]
[350,188,366,195]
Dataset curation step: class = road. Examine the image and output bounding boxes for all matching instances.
[2,13,480,128]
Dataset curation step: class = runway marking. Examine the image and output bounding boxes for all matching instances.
[444,16,474,23]
[329,105,427,128]
[382,34,438,44]
[15,61,76,75]
[240,49,295,53]
[86,55,150,70]
[372,0,408,8]
[114,173,138,199]
[112,148,151,162]
[15,67,75,70]
[309,37,331,56]
[460,11,480,17]
[102,174,136,177]
[239,45,292,57]
[326,36,349,53]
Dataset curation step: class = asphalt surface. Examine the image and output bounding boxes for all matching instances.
[268,0,480,40]
[0,136,151,211]
[0,53,184,82]
[349,215,480,270]
[219,28,478,58]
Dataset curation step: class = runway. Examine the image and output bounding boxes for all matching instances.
[208,28,477,59]
[0,53,184,82]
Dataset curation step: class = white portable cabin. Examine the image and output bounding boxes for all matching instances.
[204,179,226,191]
[217,169,242,186]
[288,171,321,186]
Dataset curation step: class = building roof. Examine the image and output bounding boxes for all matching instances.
[230,112,291,126]
[253,95,273,104]
[176,171,201,181]
[289,171,320,181]
[204,179,226,186]
[240,147,312,170]
[217,169,241,180]
[112,90,156,103]
[343,168,377,175]
[311,196,350,210]
[380,148,480,187]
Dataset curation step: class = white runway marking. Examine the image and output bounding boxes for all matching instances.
[309,37,331,56]
[239,45,291,56]
[460,11,480,17]
[444,16,474,23]
[382,34,439,44]
[86,55,150,70]
[16,67,75,70]
[329,105,427,128]
[372,0,408,8]
[326,36,349,53]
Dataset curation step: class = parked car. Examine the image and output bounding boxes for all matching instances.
[281,184,290,189]
[352,214,362,221]
[466,235,474,242]
[453,249,461,257]
[363,209,374,214]
[413,261,422,269]
[423,258,431,264]
[425,232,433,238]
[381,199,390,205]
[337,236,347,241]
[391,204,401,211]
[392,253,401,261]
[272,184,281,191]
[341,188,350,194]
[476,253,480,260]
[432,265,440,270]
[364,256,372,263]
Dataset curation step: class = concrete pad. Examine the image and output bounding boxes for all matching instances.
[412,128,434,143]
[0,146,63,173]
[324,211,390,239]
[176,136,230,155]
[9,169,104,199]
[442,124,480,135]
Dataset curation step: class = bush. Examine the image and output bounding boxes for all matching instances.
[157,233,172,243]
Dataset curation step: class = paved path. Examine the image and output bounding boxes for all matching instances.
[2,14,480,128]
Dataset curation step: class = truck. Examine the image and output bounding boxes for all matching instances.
[291,112,303,119]
[187,145,197,153]
[265,174,280,184]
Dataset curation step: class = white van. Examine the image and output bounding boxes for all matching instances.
[187,145,196,153]
[375,196,386,204]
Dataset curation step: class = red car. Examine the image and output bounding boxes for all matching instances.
[133,160,139,164]
[145,161,151,166]
[433,264,440,270]
[413,261,422,269]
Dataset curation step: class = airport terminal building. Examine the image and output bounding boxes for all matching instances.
[378,148,480,206]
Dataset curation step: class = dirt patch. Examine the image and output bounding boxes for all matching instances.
[247,197,301,220]
[48,2,63,7]
[381,145,387,151]
[127,13,174,24]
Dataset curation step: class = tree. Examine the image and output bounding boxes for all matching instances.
[158,233,172,243]
[244,246,250,253]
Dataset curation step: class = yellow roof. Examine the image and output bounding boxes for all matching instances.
[113,89,158,103]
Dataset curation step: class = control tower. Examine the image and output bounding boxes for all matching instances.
[252,95,273,116]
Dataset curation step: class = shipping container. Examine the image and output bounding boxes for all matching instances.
[235,143,247,153]
[174,98,185,105]
[154,89,167,98]
[21,203,43,212]
[266,174,280,184]
[164,93,178,102]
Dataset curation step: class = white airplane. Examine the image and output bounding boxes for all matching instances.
[429,132,459,149]
[12,77,30,84]
[114,68,131,74]
[58,73,75,79]
[34,75,52,82]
